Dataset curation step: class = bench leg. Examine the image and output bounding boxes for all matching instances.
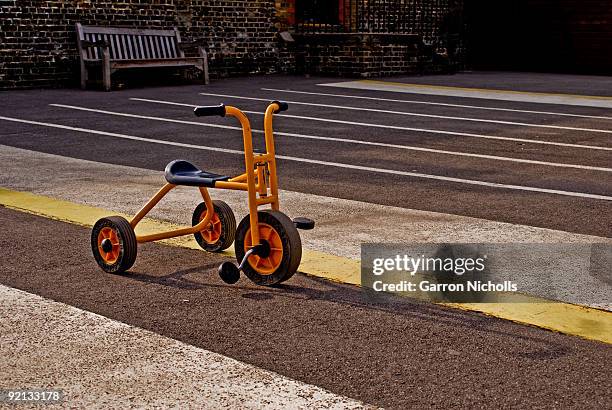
[80,62,87,90]
[102,48,111,91]
[198,46,210,85]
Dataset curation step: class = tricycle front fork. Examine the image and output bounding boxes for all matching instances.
[215,104,281,246]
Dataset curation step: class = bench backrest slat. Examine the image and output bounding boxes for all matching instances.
[160,37,168,58]
[135,35,145,59]
[119,35,133,60]
[76,23,181,61]
[166,36,175,58]
[84,32,96,59]
[126,35,135,59]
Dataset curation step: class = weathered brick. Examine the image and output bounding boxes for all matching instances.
[0,0,281,89]
[1,0,462,89]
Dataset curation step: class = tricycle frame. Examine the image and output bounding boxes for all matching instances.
[128,103,281,247]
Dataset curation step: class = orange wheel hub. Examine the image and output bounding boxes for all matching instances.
[199,211,221,244]
[244,223,283,275]
[97,227,120,264]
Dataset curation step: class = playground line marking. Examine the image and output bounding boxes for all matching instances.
[1,187,610,345]
[2,114,611,201]
[198,91,612,134]
[52,103,612,172]
[129,97,612,152]
[260,87,612,121]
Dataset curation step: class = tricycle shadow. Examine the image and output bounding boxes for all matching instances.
[126,265,571,360]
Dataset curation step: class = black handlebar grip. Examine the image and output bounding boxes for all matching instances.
[271,100,289,113]
[194,104,226,117]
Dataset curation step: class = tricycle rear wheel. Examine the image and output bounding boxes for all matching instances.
[91,216,137,274]
[192,200,236,252]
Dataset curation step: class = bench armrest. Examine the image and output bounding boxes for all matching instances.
[81,39,110,49]
[177,40,200,47]
[177,41,207,54]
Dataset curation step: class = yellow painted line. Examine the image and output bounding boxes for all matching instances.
[361,79,612,101]
[1,187,610,344]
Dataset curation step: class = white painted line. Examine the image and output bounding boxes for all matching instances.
[261,87,612,121]
[1,114,611,201]
[129,97,612,152]
[199,92,612,135]
[319,81,612,109]
[1,284,370,408]
[52,103,612,173]
[0,115,244,154]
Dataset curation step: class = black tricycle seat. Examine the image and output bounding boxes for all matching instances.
[164,160,229,187]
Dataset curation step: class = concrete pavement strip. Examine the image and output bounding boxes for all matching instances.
[1,186,610,344]
[320,80,612,109]
[0,284,372,409]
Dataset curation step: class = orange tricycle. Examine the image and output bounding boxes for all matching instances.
[91,101,313,285]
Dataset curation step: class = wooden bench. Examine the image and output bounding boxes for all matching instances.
[76,23,209,91]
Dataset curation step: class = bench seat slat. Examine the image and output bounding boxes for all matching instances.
[84,57,205,65]
[109,57,205,69]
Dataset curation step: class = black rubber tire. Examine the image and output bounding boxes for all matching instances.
[91,216,137,274]
[235,210,302,286]
[192,200,236,252]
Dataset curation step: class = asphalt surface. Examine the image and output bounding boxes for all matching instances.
[383,71,612,96]
[1,207,611,409]
[2,74,612,408]
[0,75,610,237]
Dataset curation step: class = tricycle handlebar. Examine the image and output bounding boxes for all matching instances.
[271,101,289,113]
[194,104,226,117]
[194,101,288,118]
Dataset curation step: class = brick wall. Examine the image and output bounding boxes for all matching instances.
[0,0,281,89]
[0,0,464,89]
[293,34,423,78]
[282,0,465,77]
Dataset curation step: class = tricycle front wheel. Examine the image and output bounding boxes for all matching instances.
[235,210,302,286]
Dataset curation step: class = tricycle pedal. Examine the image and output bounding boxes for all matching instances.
[218,262,240,284]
